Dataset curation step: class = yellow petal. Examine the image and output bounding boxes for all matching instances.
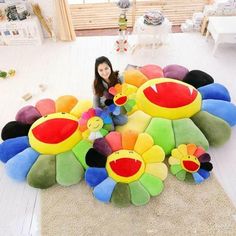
[142,145,165,163]
[177,144,188,156]
[124,84,137,95]
[134,133,154,155]
[171,148,183,160]
[145,163,168,180]
[82,129,90,139]
[168,156,180,165]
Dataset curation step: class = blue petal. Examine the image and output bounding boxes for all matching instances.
[202,99,236,126]
[108,104,116,113]
[0,136,29,163]
[93,177,116,203]
[6,147,39,181]
[198,83,231,101]
[192,172,205,184]
[197,168,210,179]
[85,167,108,187]
[113,106,121,116]
[95,107,103,117]
[103,115,112,124]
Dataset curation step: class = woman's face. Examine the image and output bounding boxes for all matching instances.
[97,62,111,83]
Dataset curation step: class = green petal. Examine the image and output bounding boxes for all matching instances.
[111,183,131,207]
[56,151,84,186]
[27,155,56,189]
[100,128,108,136]
[176,169,186,181]
[124,99,136,112]
[72,140,92,169]
[139,173,164,196]
[129,181,150,206]
[170,164,182,175]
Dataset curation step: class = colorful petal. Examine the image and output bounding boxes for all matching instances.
[200,162,213,172]
[134,133,154,155]
[145,163,168,180]
[121,130,138,150]
[82,111,90,120]
[93,138,112,156]
[89,131,103,141]
[105,131,122,151]
[102,115,113,124]
[177,144,188,156]
[72,139,92,169]
[186,143,197,155]
[124,99,136,112]
[109,87,117,95]
[27,154,56,189]
[95,107,103,117]
[82,129,90,139]
[171,148,183,160]
[168,156,181,165]
[111,183,131,207]
[194,146,205,157]
[113,106,121,116]
[129,181,150,206]
[197,168,210,179]
[176,169,187,181]
[170,164,182,175]
[87,108,96,118]
[192,172,204,184]
[139,173,164,196]
[85,148,107,167]
[35,98,56,116]
[142,145,165,163]
[1,121,31,140]
[202,99,236,126]
[6,147,39,181]
[93,177,116,203]
[78,118,88,132]
[56,151,84,186]
[198,153,211,163]
[0,136,29,163]
[99,128,108,137]
[85,167,108,187]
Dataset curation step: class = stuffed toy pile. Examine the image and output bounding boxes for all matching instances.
[1,64,236,207]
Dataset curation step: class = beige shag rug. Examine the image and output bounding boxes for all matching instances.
[41,174,236,236]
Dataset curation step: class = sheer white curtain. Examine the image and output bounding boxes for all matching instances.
[54,0,76,41]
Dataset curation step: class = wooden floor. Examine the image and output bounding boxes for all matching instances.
[0,33,236,235]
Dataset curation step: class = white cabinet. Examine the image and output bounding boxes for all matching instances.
[0,16,44,46]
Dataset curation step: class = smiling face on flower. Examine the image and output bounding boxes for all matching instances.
[181,155,200,173]
[79,108,114,141]
[106,83,137,115]
[106,150,145,183]
[113,92,128,106]
[136,78,202,119]
[82,131,168,207]
[169,144,213,184]
[87,116,103,131]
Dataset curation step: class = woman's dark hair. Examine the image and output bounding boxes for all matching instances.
[94,56,120,96]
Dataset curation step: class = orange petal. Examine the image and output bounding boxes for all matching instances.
[122,130,138,150]
[187,143,197,155]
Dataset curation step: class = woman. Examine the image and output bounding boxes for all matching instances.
[93,56,127,125]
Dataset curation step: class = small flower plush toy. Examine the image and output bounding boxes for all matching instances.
[78,107,114,141]
[168,144,213,184]
[105,83,137,115]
